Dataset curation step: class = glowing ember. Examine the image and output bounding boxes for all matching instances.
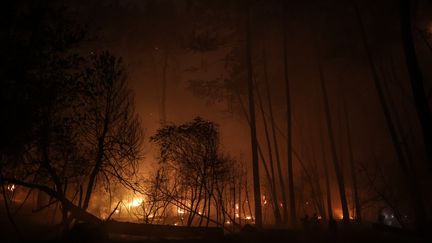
[245,216,252,220]
[128,198,143,208]
[7,184,15,191]
[177,208,185,214]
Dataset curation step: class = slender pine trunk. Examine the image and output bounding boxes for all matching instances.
[245,6,262,227]
[316,41,350,223]
[263,47,288,223]
[256,80,282,224]
[282,6,296,226]
[344,105,361,221]
[321,131,333,219]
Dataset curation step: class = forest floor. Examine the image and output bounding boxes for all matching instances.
[0,220,429,243]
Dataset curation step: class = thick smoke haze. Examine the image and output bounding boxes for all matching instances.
[1,0,431,241]
[68,0,428,172]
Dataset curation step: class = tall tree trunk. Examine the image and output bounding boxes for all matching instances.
[233,182,236,225]
[316,41,350,224]
[234,85,276,196]
[282,6,296,226]
[256,79,282,224]
[355,3,427,231]
[207,191,211,227]
[82,134,105,210]
[263,47,288,223]
[320,131,333,219]
[310,152,326,219]
[344,105,361,221]
[199,193,207,226]
[82,88,112,211]
[245,7,262,228]
[400,0,432,171]
[238,180,242,226]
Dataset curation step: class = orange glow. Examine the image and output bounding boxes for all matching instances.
[177,208,185,214]
[428,23,432,35]
[127,198,143,208]
[7,184,15,192]
[334,209,343,219]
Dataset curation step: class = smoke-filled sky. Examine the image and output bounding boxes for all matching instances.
[63,0,432,188]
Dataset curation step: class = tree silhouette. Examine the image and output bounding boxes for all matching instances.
[1,0,89,226]
[151,117,236,227]
[79,51,143,212]
[0,3,143,226]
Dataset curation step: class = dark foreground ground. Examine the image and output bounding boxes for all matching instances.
[0,221,429,243]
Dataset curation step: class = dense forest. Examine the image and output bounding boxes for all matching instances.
[1,0,431,242]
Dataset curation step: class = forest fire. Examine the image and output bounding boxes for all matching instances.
[333,209,344,220]
[1,0,431,242]
[6,184,15,192]
[128,198,144,208]
[177,208,185,214]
